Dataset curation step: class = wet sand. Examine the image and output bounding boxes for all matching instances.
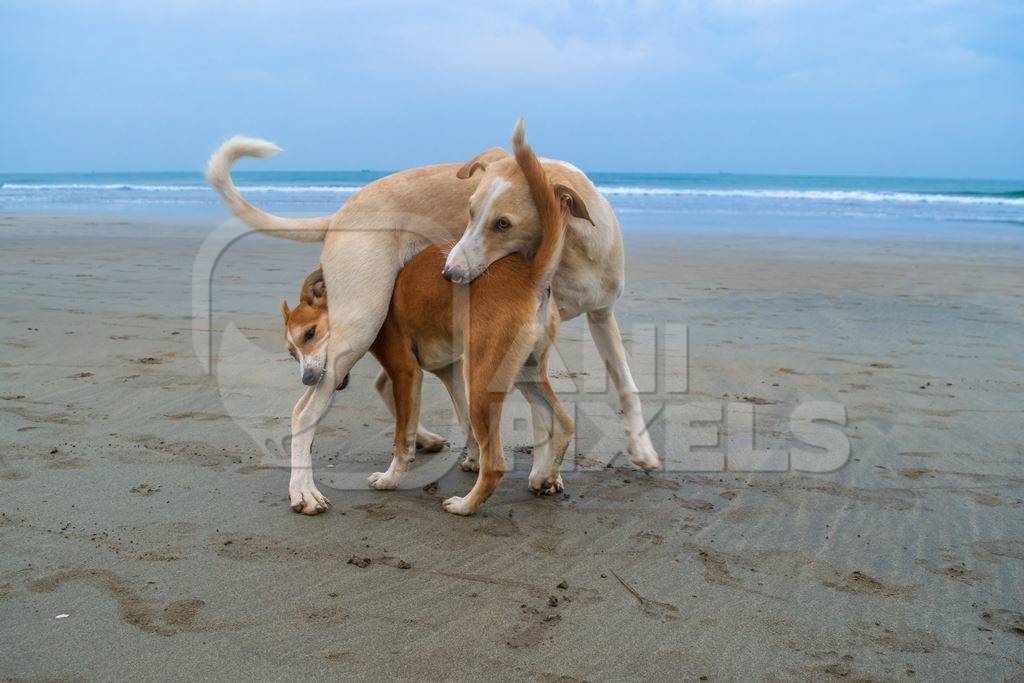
[1,213,1023,680]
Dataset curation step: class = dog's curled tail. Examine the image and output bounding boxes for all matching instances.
[206,136,329,242]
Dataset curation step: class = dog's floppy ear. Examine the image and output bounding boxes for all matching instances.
[281,300,291,323]
[456,147,510,179]
[553,183,594,225]
[299,267,327,305]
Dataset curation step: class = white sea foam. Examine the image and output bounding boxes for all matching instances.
[593,186,1024,206]
[3,182,1023,208]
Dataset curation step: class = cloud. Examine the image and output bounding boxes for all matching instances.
[381,20,652,81]
[1,0,1020,175]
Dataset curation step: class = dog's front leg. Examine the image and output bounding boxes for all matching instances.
[433,361,479,471]
[374,370,446,453]
[368,366,422,490]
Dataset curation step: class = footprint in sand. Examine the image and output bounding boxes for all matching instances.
[979,609,1024,638]
[823,571,917,598]
[162,598,206,627]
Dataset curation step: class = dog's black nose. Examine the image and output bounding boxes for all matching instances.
[441,267,454,282]
[301,369,320,386]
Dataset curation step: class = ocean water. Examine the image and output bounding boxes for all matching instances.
[2,170,1022,235]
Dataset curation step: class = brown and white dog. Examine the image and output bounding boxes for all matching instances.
[209,121,660,515]
[282,124,573,513]
[280,268,350,392]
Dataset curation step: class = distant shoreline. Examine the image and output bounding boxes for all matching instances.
[2,171,1022,226]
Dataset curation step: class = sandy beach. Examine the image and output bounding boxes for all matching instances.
[1,212,1023,681]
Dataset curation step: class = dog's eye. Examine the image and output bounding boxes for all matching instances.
[494,217,510,231]
[304,327,316,342]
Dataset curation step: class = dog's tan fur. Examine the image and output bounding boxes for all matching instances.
[283,123,574,514]
[281,270,350,392]
[209,124,660,515]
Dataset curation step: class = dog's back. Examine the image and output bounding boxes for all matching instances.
[374,245,544,371]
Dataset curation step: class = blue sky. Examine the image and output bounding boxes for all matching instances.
[1,1,1021,177]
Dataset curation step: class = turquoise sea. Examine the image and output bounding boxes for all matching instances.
[2,170,1022,236]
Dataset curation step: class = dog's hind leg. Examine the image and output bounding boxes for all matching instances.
[289,366,339,514]
[374,370,446,452]
[288,229,402,514]
[516,353,555,491]
[586,307,661,472]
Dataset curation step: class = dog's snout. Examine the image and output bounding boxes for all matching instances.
[301,368,320,386]
[442,266,473,285]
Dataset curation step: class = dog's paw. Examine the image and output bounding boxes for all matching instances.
[459,456,479,472]
[442,495,475,516]
[416,430,447,453]
[289,482,330,515]
[528,473,564,496]
[628,436,661,472]
[368,471,400,490]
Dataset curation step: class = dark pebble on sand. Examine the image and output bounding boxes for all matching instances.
[347,556,371,568]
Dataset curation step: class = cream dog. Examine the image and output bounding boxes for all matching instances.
[282,122,577,515]
[207,125,660,515]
